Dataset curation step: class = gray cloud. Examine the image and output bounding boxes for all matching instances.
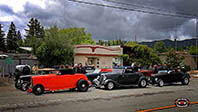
[1,0,198,42]
[0,4,15,15]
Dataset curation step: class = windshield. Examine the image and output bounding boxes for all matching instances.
[93,69,101,73]
[112,69,123,74]
[158,70,168,73]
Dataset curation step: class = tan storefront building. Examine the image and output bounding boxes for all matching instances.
[74,45,123,68]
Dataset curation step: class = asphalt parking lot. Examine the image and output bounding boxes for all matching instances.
[0,77,198,112]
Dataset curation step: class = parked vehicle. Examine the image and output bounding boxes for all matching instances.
[14,65,31,89]
[86,68,112,84]
[27,69,91,95]
[84,66,96,73]
[150,69,190,87]
[18,68,56,91]
[93,68,148,90]
[139,69,154,82]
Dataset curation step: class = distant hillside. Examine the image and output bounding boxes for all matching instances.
[139,38,197,48]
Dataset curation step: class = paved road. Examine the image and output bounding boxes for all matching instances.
[0,78,198,112]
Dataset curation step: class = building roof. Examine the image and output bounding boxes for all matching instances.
[74,45,121,51]
[19,47,33,52]
[74,45,122,57]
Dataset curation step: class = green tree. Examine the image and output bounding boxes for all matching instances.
[6,22,18,51]
[36,25,74,67]
[0,24,6,51]
[107,40,113,46]
[117,39,124,46]
[125,41,138,47]
[24,36,42,54]
[165,49,184,69]
[98,40,105,45]
[24,18,44,54]
[17,30,24,47]
[25,18,45,39]
[154,41,167,53]
[124,42,161,66]
[189,45,198,55]
[16,30,22,40]
[178,46,189,51]
[59,27,95,45]
[112,40,118,45]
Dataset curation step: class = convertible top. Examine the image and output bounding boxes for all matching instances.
[59,69,75,75]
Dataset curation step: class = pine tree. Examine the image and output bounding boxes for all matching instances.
[25,18,45,39]
[0,24,6,51]
[17,30,24,47]
[17,30,22,40]
[98,40,105,45]
[118,39,123,46]
[107,40,113,46]
[7,22,18,51]
[113,40,117,45]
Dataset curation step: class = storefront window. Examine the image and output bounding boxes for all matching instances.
[113,58,121,67]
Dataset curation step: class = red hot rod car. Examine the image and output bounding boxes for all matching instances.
[27,69,91,95]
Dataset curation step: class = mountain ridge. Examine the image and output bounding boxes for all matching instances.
[139,38,197,48]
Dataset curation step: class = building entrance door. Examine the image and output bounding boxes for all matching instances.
[87,58,97,68]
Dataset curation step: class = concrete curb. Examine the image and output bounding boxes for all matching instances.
[192,75,198,78]
[0,77,13,87]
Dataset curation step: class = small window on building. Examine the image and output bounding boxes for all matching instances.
[113,58,121,68]
[96,58,100,68]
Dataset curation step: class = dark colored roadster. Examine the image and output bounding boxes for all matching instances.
[93,68,148,90]
[150,69,190,87]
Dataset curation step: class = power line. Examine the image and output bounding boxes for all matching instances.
[102,0,196,18]
[67,0,196,19]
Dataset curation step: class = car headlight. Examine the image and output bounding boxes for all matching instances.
[96,76,100,79]
[101,74,107,81]
[103,75,107,81]
[155,78,158,82]
[93,79,99,85]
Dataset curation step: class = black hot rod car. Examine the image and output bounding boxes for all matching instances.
[150,69,190,87]
[93,68,148,90]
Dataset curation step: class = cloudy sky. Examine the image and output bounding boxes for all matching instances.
[0,0,198,42]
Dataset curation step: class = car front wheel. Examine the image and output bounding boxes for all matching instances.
[158,79,164,87]
[21,82,30,91]
[77,80,89,92]
[15,80,21,89]
[105,81,114,90]
[138,79,147,88]
[33,84,44,95]
[181,77,190,85]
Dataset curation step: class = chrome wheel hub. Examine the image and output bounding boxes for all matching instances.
[141,80,146,87]
[82,84,86,88]
[22,84,26,90]
[159,80,164,86]
[108,82,114,89]
[36,87,41,92]
[184,78,189,84]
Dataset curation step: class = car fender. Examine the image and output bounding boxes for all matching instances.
[77,78,91,86]
[104,79,119,86]
[33,84,44,90]
[138,76,147,82]
[182,73,190,79]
